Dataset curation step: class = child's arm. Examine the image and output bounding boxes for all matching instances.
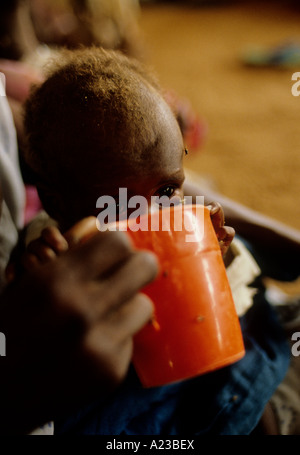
[184,177,300,255]
[184,177,300,280]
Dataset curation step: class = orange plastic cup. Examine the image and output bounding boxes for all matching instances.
[125,204,245,388]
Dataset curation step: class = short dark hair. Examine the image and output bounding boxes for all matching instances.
[23,46,162,191]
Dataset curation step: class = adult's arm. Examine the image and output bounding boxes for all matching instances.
[184,178,300,255]
[184,178,300,280]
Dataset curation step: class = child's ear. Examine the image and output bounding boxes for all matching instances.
[35,181,65,222]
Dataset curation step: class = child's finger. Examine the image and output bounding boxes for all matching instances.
[27,238,57,263]
[216,226,235,256]
[41,226,69,254]
[22,252,43,271]
[206,201,225,231]
[216,225,235,241]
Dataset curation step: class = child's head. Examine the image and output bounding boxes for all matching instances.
[24,47,186,230]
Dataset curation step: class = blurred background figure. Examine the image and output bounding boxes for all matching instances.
[28,0,143,59]
[0,0,145,71]
[0,0,142,60]
[27,0,206,153]
[0,0,39,60]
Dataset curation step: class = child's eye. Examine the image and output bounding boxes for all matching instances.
[153,185,183,209]
[157,186,176,198]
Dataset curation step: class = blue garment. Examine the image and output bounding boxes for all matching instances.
[54,292,290,435]
[238,236,300,283]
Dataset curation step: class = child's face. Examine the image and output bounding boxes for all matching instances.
[58,89,186,229]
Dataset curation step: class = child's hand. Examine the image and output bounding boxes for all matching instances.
[24,225,69,269]
[207,201,235,257]
[23,216,99,270]
[5,225,68,284]
[6,217,104,283]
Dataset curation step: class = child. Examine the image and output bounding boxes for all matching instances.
[22,47,290,435]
